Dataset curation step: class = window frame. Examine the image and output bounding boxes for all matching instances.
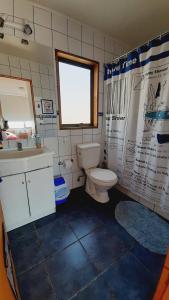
[55,50,99,130]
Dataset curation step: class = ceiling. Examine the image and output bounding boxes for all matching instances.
[30,0,169,47]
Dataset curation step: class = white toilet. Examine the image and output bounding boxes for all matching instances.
[77,143,118,203]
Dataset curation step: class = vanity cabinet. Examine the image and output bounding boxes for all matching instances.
[0,167,55,231]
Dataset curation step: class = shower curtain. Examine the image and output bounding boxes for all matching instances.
[104,33,169,212]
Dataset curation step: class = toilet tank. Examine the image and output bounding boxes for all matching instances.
[77,143,101,169]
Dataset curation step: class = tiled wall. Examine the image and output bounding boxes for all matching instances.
[0,0,130,189]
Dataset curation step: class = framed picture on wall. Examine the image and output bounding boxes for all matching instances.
[41,99,54,114]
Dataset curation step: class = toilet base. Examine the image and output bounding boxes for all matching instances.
[85,177,110,203]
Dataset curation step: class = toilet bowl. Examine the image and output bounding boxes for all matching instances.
[86,168,118,203]
[77,143,118,203]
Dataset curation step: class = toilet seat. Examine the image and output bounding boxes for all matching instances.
[88,168,118,186]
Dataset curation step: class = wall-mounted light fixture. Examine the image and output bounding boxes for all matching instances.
[0,15,32,35]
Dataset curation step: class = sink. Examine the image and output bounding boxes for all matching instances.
[0,148,44,159]
[0,147,54,176]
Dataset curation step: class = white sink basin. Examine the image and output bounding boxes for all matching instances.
[0,147,54,176]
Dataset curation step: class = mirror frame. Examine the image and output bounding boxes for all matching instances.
[0,74,37,137]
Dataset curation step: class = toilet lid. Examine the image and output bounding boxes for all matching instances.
[89,168,117,183]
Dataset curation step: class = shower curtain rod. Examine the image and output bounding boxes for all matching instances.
[112,30,169,62]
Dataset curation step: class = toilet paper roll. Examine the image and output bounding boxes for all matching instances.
[63,159,73,169]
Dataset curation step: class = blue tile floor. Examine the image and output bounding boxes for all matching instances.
[8,188,165,300]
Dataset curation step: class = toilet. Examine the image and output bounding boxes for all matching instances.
[77,143,118,203]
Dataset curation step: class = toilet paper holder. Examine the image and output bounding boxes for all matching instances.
[58,158,74,166]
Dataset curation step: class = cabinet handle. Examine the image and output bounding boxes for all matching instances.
[22,181,24,184]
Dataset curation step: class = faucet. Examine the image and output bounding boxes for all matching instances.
[17,142,23,151]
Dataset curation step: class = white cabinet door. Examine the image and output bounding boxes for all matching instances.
[0,174,30,230]
[26,167,55,219]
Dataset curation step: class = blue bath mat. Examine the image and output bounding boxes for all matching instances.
[115,201,169,255]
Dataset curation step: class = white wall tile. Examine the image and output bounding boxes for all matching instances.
[59,155,72,174]
[40,74,50,89]
[9,55,20,68]
[94,31,105,49]
[82,24,94,45]
[0,0,13,14]
[53,156,60,176]
[0,64,10,75]
[63,173,73,189]
[52,31,68,51]
[68,18,81,40]
[52,11,67,34]
[34,24,52,47]
[94,47,105,71]
[68,38,81,56]
[82,134,93,143]
[21,69,31,79]
[34,7,51,28]
[0,53,9,66]
[72,171,85,188]
[82,43,93,59]
[30,61,39,73]
[71,135,82,155]
[44,137,58,155]
[58,136,71,156]
[20,58,30,70]
[70,129,82,136]
[14,0,33,21]
[39,64,48,75]
[31,72,41,87]
[10,67,21,77]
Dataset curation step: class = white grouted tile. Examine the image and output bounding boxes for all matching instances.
[82,134,93,143]
[82,43,93,59]
[63,173,73,189]
[72,171,85,189]
[94,31,105,49]
[0,65,10,76]
[21,70,31,79]
[70,129,83,136]
[93,134,102,144]
[52,11,67,34]
[53,156,60,176]
[49,76,55,90]
[58,136,71,156]
[105,51,113,64]
[59,155,72,175]
[0,53,9,66]
[44,137,59,156]
[10,67,21,77]
[40,74,50,89]
[30,61,39,73]
[105,36,114,53]
[82,24,94,45]
[34,24,52,47]
[33,87,42,98]
[42,88,51,98]
[9,56,20,68]
[71,155,81,172]
[0,0,13,14]
[39,64,49,75]
[34,7,51,28]
[52,31,68,51]
[20,58,30,71]
[68,18,81,40]
[71,135,82,155]
[31,72,41,88]
[68,38,81,56]
[82,128,93,135]
[14,0,33,21]
[94,47,105,72]
[99,93,103,112]
[99,72,104,93]
[58,130,70,137]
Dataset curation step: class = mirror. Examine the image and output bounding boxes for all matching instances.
[0,76,35,140]
[0,36,56,145]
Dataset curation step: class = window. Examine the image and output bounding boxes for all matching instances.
[56,50,99,129]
